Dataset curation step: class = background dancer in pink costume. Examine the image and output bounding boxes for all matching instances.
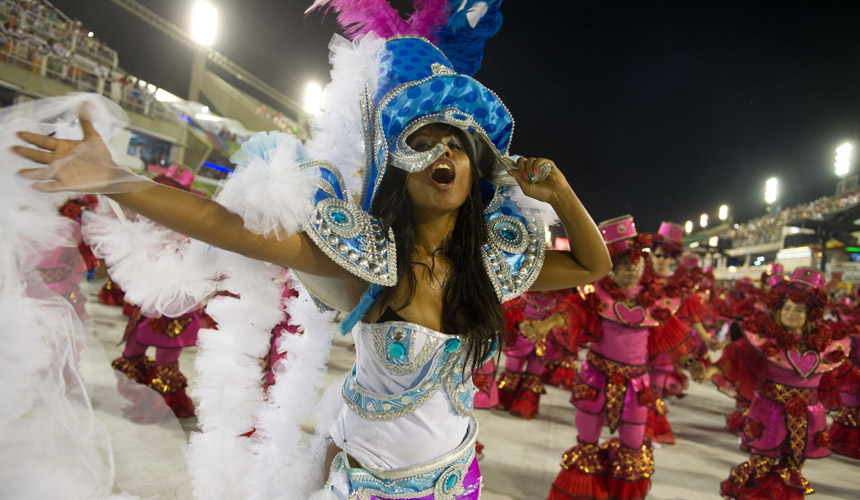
[692,268,850,499]
[547,215,692,500]
[32,195,99,320]
[496,290,573,419]
[820,290,860,460]
[110,171,209,420]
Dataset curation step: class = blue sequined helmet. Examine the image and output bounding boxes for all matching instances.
[359,36,514,212]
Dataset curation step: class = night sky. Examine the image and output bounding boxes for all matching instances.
[49,0,860,232]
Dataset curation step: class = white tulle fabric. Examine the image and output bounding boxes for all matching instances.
[509,188,560,227]
[1,94,188,499]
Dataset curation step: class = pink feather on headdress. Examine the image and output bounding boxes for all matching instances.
[306,0,451,42]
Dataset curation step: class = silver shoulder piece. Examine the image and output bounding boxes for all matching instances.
[481,186,547,302]
[301,161,397,287]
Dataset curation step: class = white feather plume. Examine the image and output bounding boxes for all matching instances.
[217,131,319,239]
[305,34,386,201]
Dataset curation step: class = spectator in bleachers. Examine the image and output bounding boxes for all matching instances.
[728,188,860,247]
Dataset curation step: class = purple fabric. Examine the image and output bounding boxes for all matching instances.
[134,312,202,348]
[522,295,555,319]
[32,246,87,318]
[575,405,646,448]
[743,367,830,459]
[122,336,182,365]
[649,368,668,398]
[473,358,498,408]
[768,363,822,388]
[650,352,673,370]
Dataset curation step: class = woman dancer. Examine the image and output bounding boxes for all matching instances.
[692,268,850,499]
[547,215,691,500]
[14,33,611,500]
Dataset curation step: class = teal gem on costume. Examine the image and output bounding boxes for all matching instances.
[500,226,517,241]
[445,338,461,352]
[389,342,406,358]
[445,474,458,490]
[331,210,347,224]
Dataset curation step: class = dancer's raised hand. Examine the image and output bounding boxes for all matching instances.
[506,156,571,206]
[14,102,145,193]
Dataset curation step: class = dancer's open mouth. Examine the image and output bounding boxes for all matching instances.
[430,163,455,185]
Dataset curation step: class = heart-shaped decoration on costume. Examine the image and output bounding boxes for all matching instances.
[787,349,820,378]
[613,300,646,325]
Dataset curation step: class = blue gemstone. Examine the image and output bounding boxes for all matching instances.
[445,338,461,352]
[500,226,517,241]
[389,342,406,358]
[445,474,457,490]
[331,210,347,224]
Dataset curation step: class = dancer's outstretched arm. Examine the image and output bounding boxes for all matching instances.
[14,106,368,300]
[506,157,612,290]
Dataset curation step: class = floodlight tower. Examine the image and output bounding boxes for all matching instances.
[764,177,778,213]
[835,142,857,195]
[188,1,217,102]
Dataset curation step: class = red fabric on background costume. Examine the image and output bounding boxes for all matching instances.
[98,276,125,306]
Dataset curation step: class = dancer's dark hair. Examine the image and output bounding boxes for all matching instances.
[369,126,502,370]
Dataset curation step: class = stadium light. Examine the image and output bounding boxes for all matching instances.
[685,220,693,234]
[304,82,323,115]
[700,213,708,228]
[764,177,778,205]
[836,142,853,177]
[718,204,729,221]
[191,1,218,46]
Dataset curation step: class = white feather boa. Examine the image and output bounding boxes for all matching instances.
[82,209,219,316]
[247,282,344,500]
[186,255,284,500]
[220,131,319,239]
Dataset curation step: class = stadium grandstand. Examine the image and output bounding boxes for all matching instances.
[685,187,860,290]
[0,0,303,195]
